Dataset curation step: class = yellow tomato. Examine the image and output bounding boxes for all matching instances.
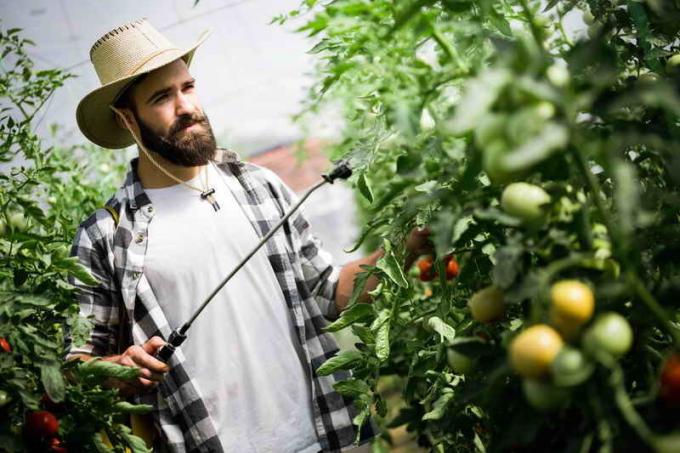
[509,325,564,378]
[549,280,595,336]
[468,286,504,323]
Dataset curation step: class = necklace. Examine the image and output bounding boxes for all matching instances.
[143,147,221,211]
[110,107,221,211]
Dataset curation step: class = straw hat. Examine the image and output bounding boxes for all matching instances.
[76,18,211,149]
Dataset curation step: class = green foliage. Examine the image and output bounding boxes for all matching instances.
[0,25,149,452]
[285,0,680,450]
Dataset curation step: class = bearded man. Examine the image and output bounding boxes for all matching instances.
[67,19,430,452]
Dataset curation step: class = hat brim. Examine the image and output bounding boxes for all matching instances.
[76,29,211,149]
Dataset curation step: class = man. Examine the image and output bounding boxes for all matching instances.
[68,19,429,452]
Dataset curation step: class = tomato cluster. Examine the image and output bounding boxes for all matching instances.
[416,255,459,282]
[23,409,67,452]
[504,280,636,411]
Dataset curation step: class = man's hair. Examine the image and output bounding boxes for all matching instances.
[112,73,148,113]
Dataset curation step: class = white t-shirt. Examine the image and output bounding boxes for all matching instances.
[143,162,320,452]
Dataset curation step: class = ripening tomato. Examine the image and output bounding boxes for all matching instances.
[583,312,633,359]
[25,411,59,438]
[444,255,459,280]
[659,353,680,407]
[468,286,504,323]
[0,337,11,353]
[549,280,595,337]
[509,325,564,378]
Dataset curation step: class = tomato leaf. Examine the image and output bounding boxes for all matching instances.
[376,241,409,288]
[55,256,100,287]
[375,321,391,361]
[40,363,65,403]
[422,389,454,420]
[116,423,152,453]
[357,172,374,203]
[114,401,154,414]
[78,358,140,380]
[333,378,370,397]
[323,302,374,332]
[427,316,456,344]
[316,350,363,376]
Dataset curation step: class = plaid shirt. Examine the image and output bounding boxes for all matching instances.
[66,148,375,452]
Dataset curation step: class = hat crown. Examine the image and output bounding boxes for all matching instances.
[89,18,180,85]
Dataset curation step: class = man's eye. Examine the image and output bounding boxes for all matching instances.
[154,94,168,103]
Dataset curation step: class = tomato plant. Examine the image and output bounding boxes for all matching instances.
[282,0,680,449]
[0,26,153,452]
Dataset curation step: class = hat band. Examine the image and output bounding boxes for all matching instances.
[126,47,181,77]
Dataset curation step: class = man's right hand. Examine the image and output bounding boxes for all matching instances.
[103,336,170,397]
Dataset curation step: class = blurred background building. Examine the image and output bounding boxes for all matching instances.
[1,0,363,265]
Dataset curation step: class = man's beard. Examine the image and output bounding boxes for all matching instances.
[136,110,217,167]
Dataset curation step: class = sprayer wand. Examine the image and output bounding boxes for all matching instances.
[154,160,352,363]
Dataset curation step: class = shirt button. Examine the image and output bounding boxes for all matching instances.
[132,271,141,279]
[135,233,145,243]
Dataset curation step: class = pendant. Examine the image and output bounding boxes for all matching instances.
[200,188,220,211]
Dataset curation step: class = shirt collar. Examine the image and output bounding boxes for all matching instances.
[123,148,242,211]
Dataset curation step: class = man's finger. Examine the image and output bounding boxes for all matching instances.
[141,336,166,355]
[138,367,166,382]
[131,347,170,374]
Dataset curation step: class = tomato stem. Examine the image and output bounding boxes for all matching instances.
[628,272,680,348]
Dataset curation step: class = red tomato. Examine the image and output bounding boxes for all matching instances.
[419,268,436,281]
[25,411,59,438]
[417,256,434,273]
[0,337,11,353]
[417,257,436,281]
[444,256,460,280]
[660,353,680,407]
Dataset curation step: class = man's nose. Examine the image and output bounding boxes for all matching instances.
[175,91,196,116]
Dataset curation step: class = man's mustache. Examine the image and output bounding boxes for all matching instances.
[170,113,208,136]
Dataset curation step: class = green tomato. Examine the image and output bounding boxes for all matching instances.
[475,114,506,150]
[8,212,27,232]
[666,54,680,73]
[0,390,11,407]
[639,72,660,83]
[447,349,476,375]
[522,379,570,411]
[551,346,594,387]
[483,140,521,185]
[584,312,633,359]
[547,64,569,87]
[501,182,551,226]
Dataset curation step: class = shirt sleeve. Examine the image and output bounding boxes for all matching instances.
[261,167,343,321]
[64,215,121,359]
